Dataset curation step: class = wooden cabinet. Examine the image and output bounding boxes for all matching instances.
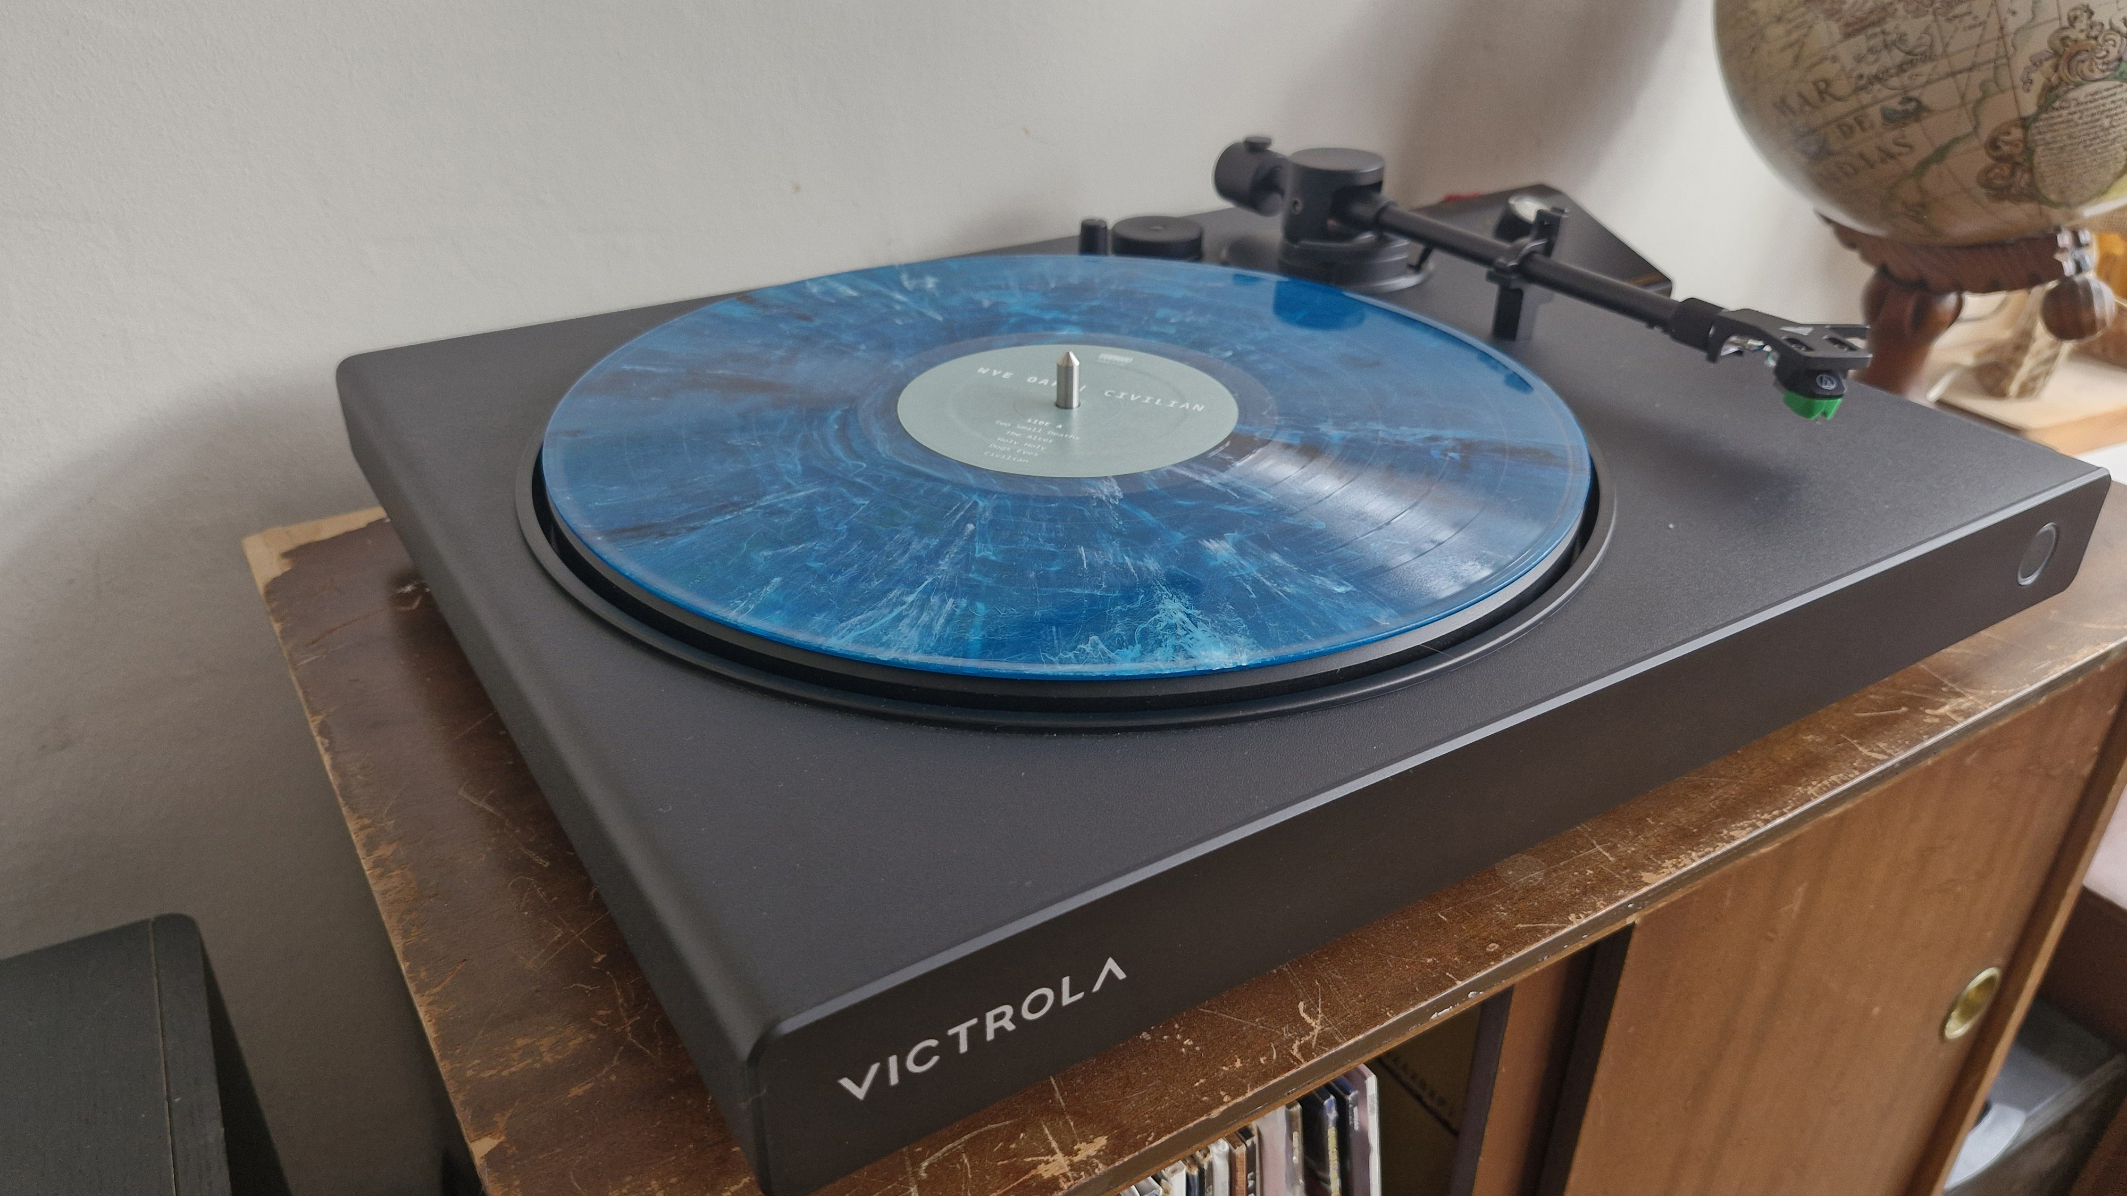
[245,486,2127,1196]
[1560,663,2127,1195]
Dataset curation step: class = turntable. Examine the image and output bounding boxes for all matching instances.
[337,139,2109,1194]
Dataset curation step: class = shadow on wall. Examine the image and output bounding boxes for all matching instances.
[0,390,450,1196]
[1290,0,1690,204]
[1268,0,1869,320]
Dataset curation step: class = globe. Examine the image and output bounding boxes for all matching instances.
[1717,0,2127,245]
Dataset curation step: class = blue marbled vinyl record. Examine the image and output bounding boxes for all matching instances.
[540,254,1591,681]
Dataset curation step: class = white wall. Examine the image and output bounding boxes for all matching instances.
[0,2,1868,1192]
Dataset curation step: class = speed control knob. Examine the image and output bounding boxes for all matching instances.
[1111,215,1205,261]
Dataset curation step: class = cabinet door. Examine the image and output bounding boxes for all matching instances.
[1553,662,2127,1196]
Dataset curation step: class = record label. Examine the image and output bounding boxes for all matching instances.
[896,342,1240,478]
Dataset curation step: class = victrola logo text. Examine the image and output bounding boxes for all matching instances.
[836,957,1127,1101]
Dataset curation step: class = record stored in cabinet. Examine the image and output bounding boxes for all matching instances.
[337,138,2111,1194]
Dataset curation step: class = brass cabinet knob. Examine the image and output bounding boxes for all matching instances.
[1943,967,2004,1041]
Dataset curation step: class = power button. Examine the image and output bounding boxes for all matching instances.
[2017,523,2059,586]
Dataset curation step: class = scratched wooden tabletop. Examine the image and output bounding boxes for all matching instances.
[245,487,2127,1196]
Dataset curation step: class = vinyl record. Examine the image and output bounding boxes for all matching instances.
[534,254,1592,708]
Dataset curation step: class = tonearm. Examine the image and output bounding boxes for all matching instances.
[1214,137,1872,419]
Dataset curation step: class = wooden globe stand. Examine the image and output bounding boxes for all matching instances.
[1828,220,2114,398]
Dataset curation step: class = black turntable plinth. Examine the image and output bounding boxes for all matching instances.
[338,183,2107,1194]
